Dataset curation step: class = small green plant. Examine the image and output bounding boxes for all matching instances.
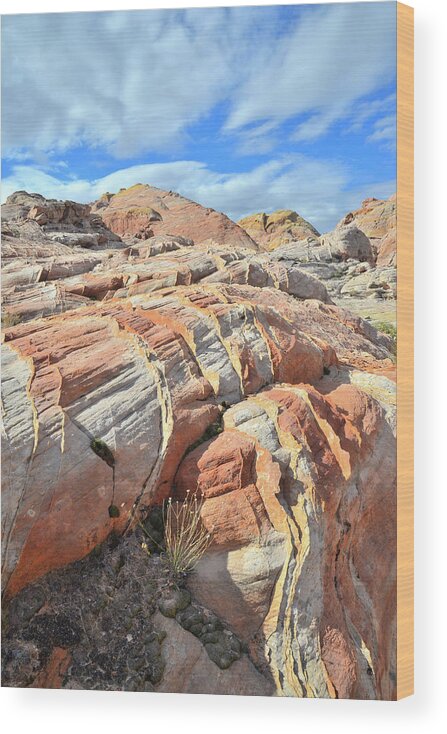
[374,320,397,352]
[157,491,212,577]
[90,437,115,467]
[2,311,22,328]
[374,321,397,340]
[108,504,120,518]
[185,420,223,455]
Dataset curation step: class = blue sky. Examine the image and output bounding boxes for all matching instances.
[1,2,397,232]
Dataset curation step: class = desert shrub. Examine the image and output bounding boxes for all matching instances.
[162,492,212,577]
[375,321,397,339]
[373,321,397,357]
[374,321,397,342]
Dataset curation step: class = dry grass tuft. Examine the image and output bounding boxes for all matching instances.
[163,491,212,576]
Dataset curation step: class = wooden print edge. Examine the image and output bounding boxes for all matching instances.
[396,1,414,700]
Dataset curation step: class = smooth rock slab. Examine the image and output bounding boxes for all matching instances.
[1,285,394,601]
[154,612,273,696]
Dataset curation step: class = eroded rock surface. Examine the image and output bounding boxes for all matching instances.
[1,282,393,598]
[175,368,396,699]
[320,221,374,263]
[1,191,125,323]
[239,196,397,327]
[346,196,396,267]
[60,244,332,304]
[2,191,122,248]
[238,209,320,252]
[1,186,397,699]
[92,184,257,249]
[1,239,332,324]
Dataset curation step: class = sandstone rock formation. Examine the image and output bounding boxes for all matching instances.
[60,244,332,304]
[1,193,125,324]
[242,197,397,328]
[320,220,374,263]
[155,611,273,695]
[270,246,396,317]
[345,196,396,267]
[2,192,333,324]
[1,186,397,698]
[1,281,393,597]
[2,282,91,323]
[92,183,258,249]
[238,209,320,251]
[175,369,396,699]
[1,240,331,324]
[3,191,122,248]
[1,526,274,695]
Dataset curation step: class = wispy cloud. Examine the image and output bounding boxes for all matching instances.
[2,3,396,161]
[1,7,276,160]
[367,114,397,149]
[1,156,395,232]
[230,121,280,156]
[347,93,396,133]
[225,2,396,143]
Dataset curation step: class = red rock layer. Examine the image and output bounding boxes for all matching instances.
[1,284,394,600]
[345,195,396,267]
[93,184,257,249]
[175,373,396,700]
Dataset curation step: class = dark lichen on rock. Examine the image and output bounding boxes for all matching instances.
[90,437,115,467]
[158,588,191,618]
[1,532,167,691]
[158,587,242,670]
[1,528,245,689]
[108,504,120,518]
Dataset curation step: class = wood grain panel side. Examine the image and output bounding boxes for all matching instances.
[397,0,414,701]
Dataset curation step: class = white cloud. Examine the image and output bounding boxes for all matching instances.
[1,7,276,159]
[230,121,279,156]
[291,108,348,143]
[224,2,396,142]
[367,114,397,149]
[1,157,395,233]
[347,93,396,134]
[2,3,396,160]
